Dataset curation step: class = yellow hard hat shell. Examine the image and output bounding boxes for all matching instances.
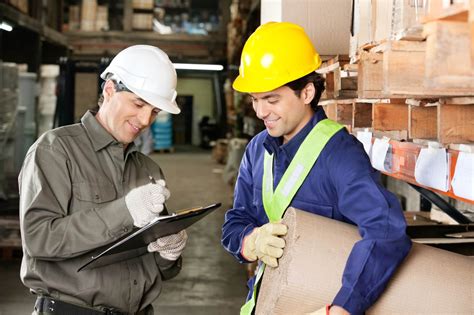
[233,22,322,93]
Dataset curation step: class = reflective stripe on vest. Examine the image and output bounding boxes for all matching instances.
[240,119,344,315]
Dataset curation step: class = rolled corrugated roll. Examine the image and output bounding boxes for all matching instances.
[256,207,473,315]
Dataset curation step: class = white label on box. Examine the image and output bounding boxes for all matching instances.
[414,147,449,192]
[451,152,474,200]
[371,137,391,173]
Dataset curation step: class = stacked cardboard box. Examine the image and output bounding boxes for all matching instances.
[95,5,109,31]
[132,0,154,10]
[68,5,81,31]
[81,0,97,31]
[132,13,153,30]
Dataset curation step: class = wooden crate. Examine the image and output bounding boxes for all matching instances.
[408,104,438,140]
[132,13,153,30]
[470,0,474,72]
[325,67,340,99]
[423,0,469,22]
[372,100,408,132]
[382,40,426,97]
[424,21,474,91]
[438,102,474,144]
[68,5,80,31]
[132,0,154,10]
[358,50,383,99]
[352,102,372,128]
[95,5,109,31]
[383,40,474,97]
[321,99,353,127]
[81,0,97,31]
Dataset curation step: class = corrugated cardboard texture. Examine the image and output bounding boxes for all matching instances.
[280,0,352,56]
[256,208,473,315]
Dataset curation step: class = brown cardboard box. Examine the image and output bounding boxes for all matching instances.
[95,5,109,31]
[81,0,97,31]
[132,0,154,10]
[257,208,473,314]
[132,13,153,30]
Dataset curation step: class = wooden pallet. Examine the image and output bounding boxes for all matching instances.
[154,147,175,153]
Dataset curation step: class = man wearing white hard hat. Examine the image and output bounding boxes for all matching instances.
[19,45,186,315]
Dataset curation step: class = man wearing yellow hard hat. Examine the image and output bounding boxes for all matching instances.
[221,22,411,315]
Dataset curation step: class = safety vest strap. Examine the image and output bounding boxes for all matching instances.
[240,119,343,315]
[263,119,344,222]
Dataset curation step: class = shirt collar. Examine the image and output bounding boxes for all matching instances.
[81,110,139,154]
[263,107,328,157]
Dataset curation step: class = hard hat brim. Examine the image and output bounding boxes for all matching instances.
[129,86,181,114]
[232,68,318,93]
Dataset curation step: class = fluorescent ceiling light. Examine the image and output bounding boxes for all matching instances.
[0,21,13,32]
[173,63,223,71]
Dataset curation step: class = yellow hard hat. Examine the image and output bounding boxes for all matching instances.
[233,22,322,93]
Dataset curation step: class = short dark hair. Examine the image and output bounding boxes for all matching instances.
[284,72,325,111]
[97,79,132,107]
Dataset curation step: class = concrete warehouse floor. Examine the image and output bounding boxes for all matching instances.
[0,146,248,315]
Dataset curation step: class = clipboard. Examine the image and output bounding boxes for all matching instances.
[77,203,221,272]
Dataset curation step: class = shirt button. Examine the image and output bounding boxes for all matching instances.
[123,227,128,232]
[133,280,137,285]
[94,194,100,200]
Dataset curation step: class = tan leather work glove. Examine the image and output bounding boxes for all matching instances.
[241,222,288,268]
[148,230,188,261]
[306,305,348,315]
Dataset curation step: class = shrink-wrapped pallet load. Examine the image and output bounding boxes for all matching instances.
[256,208,473,315]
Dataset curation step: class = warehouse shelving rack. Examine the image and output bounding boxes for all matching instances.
[318,2,474,229]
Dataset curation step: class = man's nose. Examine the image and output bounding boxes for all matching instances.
[137,107,154,126]
[254,101,269,119]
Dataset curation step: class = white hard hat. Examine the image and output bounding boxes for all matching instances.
[100,45,180,114]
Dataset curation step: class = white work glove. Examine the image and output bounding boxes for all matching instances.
[125,180,170,227]
[241,222,288,268]
[148,230,188,261]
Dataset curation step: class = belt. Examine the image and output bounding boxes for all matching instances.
[35,296,125,315]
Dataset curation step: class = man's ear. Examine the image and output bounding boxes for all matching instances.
[302,82,315,105]
[102,80,115,102]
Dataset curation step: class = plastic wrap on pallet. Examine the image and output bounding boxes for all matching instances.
[151,112,173,150]
[0,62,19,200]
[17,72,37,171]
[37,65,59,136]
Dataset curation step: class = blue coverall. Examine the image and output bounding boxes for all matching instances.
[222,107,412,315]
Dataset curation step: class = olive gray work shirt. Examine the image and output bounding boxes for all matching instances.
[19,111,176,314]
